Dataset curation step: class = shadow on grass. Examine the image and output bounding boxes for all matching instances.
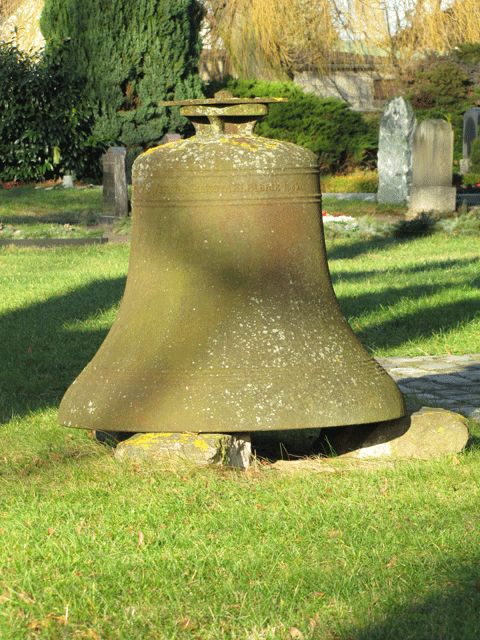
[347,562,480,640]
[467,433,480,451]
[0,276,126,424]
[326,235,402,260]
[331,256,479,284]
[353,298,480,352]
[0,213,95,225]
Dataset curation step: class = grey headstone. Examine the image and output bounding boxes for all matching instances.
[377,97,416,204]
[462,107,480,160]
[409,119,456,214]
[102,146,128,218]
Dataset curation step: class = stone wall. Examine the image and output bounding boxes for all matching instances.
[293,69,394,111]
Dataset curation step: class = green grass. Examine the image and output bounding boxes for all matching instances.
[1,236,480,639]
[1,416,479,640]
[322,198,406,218]
[329,235,480,356]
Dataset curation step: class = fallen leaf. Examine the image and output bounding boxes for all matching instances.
[178,617,197,630]
[386,556,397,569]
[309,614,320,631]
[47,527,56,536]
[289,627,304,639]
[28,619,49,631]
[313,591,325,598]
[16,591,35,604]
[138,530,144,546]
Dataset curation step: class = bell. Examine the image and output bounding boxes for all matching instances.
[59,95,404,433]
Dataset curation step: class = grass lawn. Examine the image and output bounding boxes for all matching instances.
[0,186,102,222]
[0,187,408,241]
[0,187,103,240]
[1,235,480,639]
[322,198,406,218]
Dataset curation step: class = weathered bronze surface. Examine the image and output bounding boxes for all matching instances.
[59,95,405,433]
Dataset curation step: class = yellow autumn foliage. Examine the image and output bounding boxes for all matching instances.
[208,0,480,77]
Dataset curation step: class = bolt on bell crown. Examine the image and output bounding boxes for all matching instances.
[58,92,404,433]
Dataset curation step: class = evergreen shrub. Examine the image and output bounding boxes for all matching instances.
[40,0,204,149]
[407,59,475,159]
[0,42,95,182]
[407,62,470,111]
[226,79,378,173]
[393,213,437,238]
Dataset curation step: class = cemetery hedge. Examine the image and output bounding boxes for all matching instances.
[226,79,378,173]
[0,1,204,182]
[40,0,204,151]
[0,42,96,182]
[407,48,480,160]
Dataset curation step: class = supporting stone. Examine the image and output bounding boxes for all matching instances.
[114,432,252,469]
[323,407,469,460]
[101,146,129,218]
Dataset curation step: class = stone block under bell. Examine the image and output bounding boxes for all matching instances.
[59,95,405,434]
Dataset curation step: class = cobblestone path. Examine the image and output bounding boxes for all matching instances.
[378,355,480,421]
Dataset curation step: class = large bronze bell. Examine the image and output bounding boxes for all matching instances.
[59,95,404,433]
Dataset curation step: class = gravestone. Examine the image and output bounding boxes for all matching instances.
[460,107,480,172]
[377,97,416,204]
[102,147,128,218]
[160,132,182,145]
[409,119,456,215]
[62,174,75,189]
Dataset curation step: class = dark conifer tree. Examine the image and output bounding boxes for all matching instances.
[40,0,203,148]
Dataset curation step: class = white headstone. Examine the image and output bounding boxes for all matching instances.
[377,97,416,204]
[62,174,75,189]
